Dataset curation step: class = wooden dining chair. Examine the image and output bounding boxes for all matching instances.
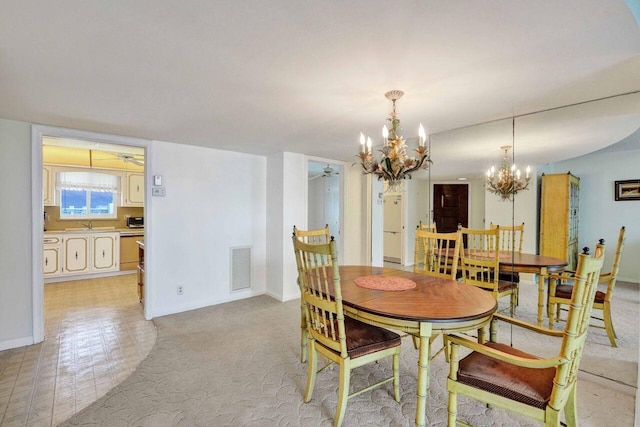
[414,228,460,280]
[548,226,626,346]
[490,222,525,304]
[418,220,436,231]
[413,228,462,356]
[459,226,517,317]
[293,225,331,362]
[292,236,401,427]
[446,243,605,427]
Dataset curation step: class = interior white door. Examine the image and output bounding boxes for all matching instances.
[383,194,402,263]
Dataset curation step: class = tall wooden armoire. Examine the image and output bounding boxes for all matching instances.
[539,172,580,270]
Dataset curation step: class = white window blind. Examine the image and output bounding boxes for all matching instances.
[57,171,119,192]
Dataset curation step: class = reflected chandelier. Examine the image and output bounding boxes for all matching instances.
[357,90,431,192]
[486,120,531,201]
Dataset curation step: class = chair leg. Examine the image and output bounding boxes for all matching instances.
[392,353,400,402]
[548,301,557,329]
[300,307,308,362]
[304,339,317,403]
[334,359,351,427]
[412,335,420,350]
[562,384,578,427]
[447,343,459,427]
[301,325,308,363]
[603,304,617,347]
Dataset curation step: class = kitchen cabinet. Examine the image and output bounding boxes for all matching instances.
[43,165,55,206]
[64,235,90,274]
[43,235,62,277]
[122,172,144,206]
[92,233,119,272]
[540,172,580,270]
[45,232,121,278]
[119,235,140,271]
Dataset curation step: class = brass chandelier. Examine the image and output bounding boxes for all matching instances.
[486,120,531,201]
[357,90,431,192]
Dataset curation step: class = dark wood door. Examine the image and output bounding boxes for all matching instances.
[434,184,468,232]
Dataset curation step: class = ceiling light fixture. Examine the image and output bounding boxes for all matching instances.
[486,118,530,201]
[357,90,431,192]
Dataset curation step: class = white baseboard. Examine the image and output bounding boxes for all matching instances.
[0,335,34,352]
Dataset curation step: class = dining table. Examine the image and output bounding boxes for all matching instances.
[337,265,497,427]
[498,252,568,326]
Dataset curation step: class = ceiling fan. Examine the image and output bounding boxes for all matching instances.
[322,164,339,177]
[92,151,145,167]
[116,153,144,166]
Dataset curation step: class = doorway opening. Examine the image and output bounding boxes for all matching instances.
[307,160,343,262]
[32,125,149,344]
[433,183,469,232]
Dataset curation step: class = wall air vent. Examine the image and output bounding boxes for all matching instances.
[230,246,251,291]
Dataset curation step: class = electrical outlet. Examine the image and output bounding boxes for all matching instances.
[177,285,184,295]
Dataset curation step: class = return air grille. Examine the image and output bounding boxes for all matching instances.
[230,246,251,291]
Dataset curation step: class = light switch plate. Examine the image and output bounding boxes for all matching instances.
[152,187,166,197]
[153,175,162,186]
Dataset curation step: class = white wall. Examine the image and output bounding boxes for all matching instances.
[0,118,33,349]
[539,148,640,283]
[148,141,267,317]
[266,152,306,302]
[342,165,368,265]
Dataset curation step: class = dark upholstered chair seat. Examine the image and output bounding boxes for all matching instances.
[555,284,606,304]
[498,271,520,283]
[340,317,401,358]
[458,342,556,409]
[496,280,518,293]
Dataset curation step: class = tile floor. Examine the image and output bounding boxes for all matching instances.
[0,274,156,427]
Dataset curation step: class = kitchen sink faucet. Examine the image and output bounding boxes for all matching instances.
[76,221,93,229]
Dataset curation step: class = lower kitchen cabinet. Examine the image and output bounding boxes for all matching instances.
[43,235,62,277]
[64,235,90,274]
[44,232,120,277]
[92,233,119,272]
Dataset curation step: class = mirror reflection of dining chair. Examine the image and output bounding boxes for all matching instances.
[446,243,605,427]
[292,225,331,362]
[490,222,525,304]
[548,226,626,346]
[292,236,402,427]
[459,226,517,317]
[413,228,461,357]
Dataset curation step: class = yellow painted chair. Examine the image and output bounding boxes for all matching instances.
[293,225,330,362]
[292,236,401,427]
[446,243,605,427]
[548,226,626,346]
[413,228,461,356]
[459,226,517,317]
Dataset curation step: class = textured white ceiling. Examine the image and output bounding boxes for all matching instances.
[1,1,639,180]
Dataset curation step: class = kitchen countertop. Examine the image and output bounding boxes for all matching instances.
[44,228,144,236]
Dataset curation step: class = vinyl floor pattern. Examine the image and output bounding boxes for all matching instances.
[0,274,156,427]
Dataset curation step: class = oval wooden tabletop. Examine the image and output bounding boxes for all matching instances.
[504,252,568,269]
[338,266,497,324]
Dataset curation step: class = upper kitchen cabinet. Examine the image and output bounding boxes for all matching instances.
[122,172,144,206]
[43,165,55,206]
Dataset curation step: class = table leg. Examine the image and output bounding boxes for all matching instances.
[537,267,548,327]
[415,324,432,427]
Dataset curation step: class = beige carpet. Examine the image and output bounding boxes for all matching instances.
[60,281,638,426]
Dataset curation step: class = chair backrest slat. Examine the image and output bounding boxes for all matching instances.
[414,229,461,280]
[292,236,346,358]
[489,222,524,254]
[550,242,605,408]
[458,227,500,292]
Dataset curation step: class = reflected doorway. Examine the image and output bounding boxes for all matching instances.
[433,184,468,232]
[307,161,342,258]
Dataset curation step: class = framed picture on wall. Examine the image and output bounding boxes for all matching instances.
[614,179,640,201]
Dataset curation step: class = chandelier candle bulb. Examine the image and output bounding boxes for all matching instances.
[360,132,366,153]
[355,90,432,192]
